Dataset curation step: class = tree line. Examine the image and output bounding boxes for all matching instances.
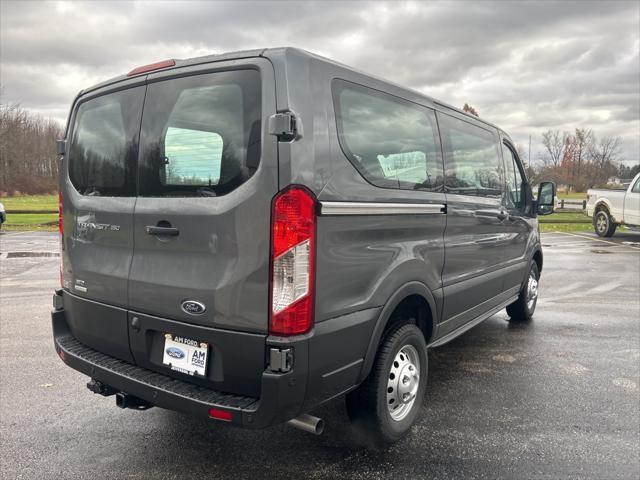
[462,103,636,192]
[536,128,627,192]
[0,101,636,196]
[0,103,64,195]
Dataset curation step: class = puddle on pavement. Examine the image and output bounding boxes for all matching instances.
[591,249,614,254]
[3,252,60,258]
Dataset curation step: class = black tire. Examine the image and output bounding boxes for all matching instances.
[506,261,539,322]
[346,323,428,446]
[593,209,617,237]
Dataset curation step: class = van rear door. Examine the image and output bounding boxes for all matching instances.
[127,60,277,336]
[61,80,145,361]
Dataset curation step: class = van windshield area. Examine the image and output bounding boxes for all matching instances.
[138,70,261,197]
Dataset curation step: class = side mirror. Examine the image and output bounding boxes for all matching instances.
[56,139,66,155]
[536,181,556,216]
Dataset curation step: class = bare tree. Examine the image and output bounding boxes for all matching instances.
[540,129,568,167]
[462,103,479,117]
[589,135,622,168]
[570,128,594,185]
[0,102,63,195]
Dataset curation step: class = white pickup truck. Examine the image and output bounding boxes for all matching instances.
[586,172,640,237]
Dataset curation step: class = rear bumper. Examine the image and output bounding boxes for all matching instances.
[52,306,308,429]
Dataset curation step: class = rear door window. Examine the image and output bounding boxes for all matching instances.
[68,87,144,196]
[333,80,443,191]
[438,113,503,198]
[138,70,261,197]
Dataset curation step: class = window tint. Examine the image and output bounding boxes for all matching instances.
[333,80,443,191]
[439,113,502,198]
[502,143,525,210]
[138,70,261,197]
[69,87,144,196]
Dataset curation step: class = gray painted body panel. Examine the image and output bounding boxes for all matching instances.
[59,47,543,416]
[127,58,277,334]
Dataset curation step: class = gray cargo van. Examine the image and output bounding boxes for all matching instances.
[52,47,555,444]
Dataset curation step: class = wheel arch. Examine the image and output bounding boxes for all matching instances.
[594,199,613,215]
[532,248,543,273]
[356,282,437,384]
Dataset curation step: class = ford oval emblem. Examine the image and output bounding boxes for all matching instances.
[181,300,206,315]
[165,347,185,359]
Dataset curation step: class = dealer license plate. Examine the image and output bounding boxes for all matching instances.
[162,334,208,376]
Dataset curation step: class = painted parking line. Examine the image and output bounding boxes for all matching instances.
[554,231,640,250]
[0,231,38,236]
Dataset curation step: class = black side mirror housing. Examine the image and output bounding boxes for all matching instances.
[56,139,66,155]
[536,181,556,216]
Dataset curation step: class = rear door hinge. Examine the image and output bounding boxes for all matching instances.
[269,347,293,373]
[268,112,297,141]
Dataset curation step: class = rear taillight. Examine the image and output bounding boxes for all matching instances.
[269,186,317,336]
[59,191,63,287]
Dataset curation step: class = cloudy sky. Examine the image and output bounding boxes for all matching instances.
[1,0,638,163]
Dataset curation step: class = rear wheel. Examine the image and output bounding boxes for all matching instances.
[506,261,539,322]
[594,209,617,237]
[346,323,428,446]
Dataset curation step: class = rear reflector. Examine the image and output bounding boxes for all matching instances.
[208,408,233,422]
[127,59,176,77]
[269,186,317,336]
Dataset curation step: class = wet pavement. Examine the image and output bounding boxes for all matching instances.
[1,230,639,479]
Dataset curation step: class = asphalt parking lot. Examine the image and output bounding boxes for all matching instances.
[1,230,639,479]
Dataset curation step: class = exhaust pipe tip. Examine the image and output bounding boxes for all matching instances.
[287,413,324,435]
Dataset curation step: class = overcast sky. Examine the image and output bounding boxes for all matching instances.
[1,0,638,164]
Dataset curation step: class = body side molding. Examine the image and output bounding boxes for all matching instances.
[319,202,446,216]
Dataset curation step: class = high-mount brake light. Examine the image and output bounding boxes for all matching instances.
[269,186,317,336]
[127,59,176,77]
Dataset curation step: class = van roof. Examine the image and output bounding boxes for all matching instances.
[77,46,503,134]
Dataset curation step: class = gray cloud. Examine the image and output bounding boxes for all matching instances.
[1,0,638,162]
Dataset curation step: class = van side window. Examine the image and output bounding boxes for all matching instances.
[333,80,443,191]
[439,113,503,198]
[138,70,261,197]
[502,143,525,210]
[68,87,144,196]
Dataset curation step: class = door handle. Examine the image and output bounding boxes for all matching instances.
[476,209,508,221]
[146,225,179,236]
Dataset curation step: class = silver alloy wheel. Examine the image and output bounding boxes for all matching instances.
[387,344,420,421]
[596,212,608,234]
[526,272,539,310]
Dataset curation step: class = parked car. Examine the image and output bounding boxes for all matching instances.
[0,202,6,229]
[51,47,555,444]
[586,172,640,237]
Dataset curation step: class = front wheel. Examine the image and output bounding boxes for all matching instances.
[506,261,539,322]
[594,209,617,237]
[346,323,428,446]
